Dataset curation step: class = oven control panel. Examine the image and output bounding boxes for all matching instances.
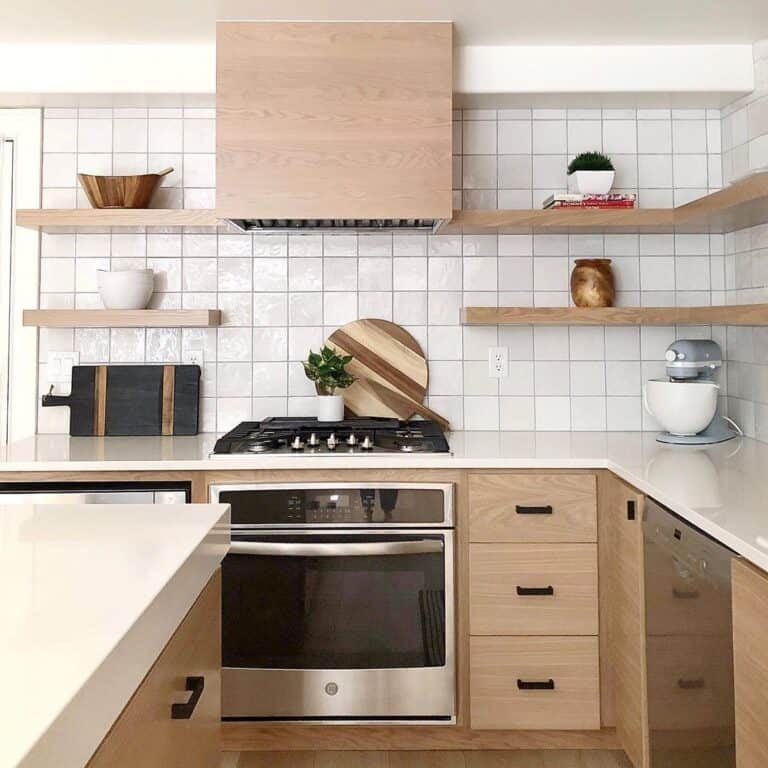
[215,484,453,527]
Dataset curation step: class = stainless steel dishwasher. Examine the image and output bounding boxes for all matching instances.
[0,481,189,505]
[644,498,735,767]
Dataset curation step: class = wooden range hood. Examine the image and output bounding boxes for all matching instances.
[216,21,453,232]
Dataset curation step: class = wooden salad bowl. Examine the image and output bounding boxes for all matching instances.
[78,167,173,209]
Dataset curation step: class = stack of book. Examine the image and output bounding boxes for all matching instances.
[542,192,637,209]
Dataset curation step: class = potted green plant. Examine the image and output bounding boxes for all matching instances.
[303,345,355,421]
[567,151,615,195]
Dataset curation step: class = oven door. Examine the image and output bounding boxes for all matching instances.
[221,529,455,721]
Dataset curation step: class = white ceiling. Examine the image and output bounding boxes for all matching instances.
[3,0,768,45]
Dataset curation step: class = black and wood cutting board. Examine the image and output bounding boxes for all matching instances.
[42,364,200,436]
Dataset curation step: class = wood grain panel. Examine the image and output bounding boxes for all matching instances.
[86,571,221,768]
[600,475,649,768]
[223,724,619,752]
[94,365,107,436]
[732,558,768,768]
[442,208,675,234]
[23,309,221,328]
[461,304,768,327]
[235,749,632,766]
[162,365,175,436]
[470,636,601,731]
[216,22,453,220]
[16,208,219,229]
[469,474,597,543]
[469,543,598,635]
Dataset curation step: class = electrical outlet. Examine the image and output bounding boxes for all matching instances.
[488,346,508,378]
[47,351,79,388]
[182,348,205,367]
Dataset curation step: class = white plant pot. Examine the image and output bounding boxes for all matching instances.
[569,170,615,195]
[316,394,344,422]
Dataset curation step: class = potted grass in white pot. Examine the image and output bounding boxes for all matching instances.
[303,345,355,422]
[567,151,615,194]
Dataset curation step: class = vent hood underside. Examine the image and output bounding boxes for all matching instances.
[228,218,444,234]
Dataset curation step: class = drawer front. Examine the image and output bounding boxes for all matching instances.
[470,636,601,730]
[470,543,598,635]
[647,634,734,732]
[87,571,221,768]
[469,474,597,543]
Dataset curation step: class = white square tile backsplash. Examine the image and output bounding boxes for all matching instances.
[36,101,745,434]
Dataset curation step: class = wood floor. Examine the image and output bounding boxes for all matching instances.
[226,750,632,767]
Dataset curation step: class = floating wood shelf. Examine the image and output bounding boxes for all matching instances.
[16,172,768,235]
[16,208,219,230]
[462,304,768,326]
[442,207,675,234]
[442,172,768,234]
[22,309,222,328]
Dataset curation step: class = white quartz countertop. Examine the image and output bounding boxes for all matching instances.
[1,502,230,768]
[1,430,768,570]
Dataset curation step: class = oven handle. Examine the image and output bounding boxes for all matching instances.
[228,539,444,557]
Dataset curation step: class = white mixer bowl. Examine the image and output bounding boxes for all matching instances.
[644,379,719,436]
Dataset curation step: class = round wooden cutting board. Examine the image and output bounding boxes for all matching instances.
[326,319,450,430]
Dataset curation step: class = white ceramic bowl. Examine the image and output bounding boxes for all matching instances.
[644,379,719,436]
[568,170,616,195]
[97,269,154,310]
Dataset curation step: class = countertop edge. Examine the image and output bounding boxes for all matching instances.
[19,505,230,768]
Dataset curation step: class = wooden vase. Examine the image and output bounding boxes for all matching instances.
[570,259,616,308]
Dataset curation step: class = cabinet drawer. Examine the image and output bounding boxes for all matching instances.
[469,474,596,543]
[470,543,598,635]
[647,634,734,732]
[86,571,221,768]
[470,636,600,730]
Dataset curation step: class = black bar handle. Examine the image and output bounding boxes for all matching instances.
[672,588,700,599]
[41,393,71,408]
[516,585,555,596]
[171,676,205,719]
[517,678,555,690]
[677,678,705,690]
[516,505,553,515]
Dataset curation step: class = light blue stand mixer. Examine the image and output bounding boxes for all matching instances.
[644,339,741,445]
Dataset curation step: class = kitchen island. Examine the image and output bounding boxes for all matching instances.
[1,502,230,768]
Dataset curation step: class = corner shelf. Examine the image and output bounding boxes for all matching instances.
[16,208,218,230]
[22,309,222,328]
[442,172,768,234]
[461,304,768,326]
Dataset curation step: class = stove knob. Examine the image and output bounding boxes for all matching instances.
[290,435,305,451]
[326,433,338,451]
[361,436,374,451]
[308,432,320,447]
[346,433,358,446]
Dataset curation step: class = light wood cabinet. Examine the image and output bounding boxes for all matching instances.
[86,571,221,768]
[467,471,601,732]
[468,473,597,543]
[732,559,768,768]
[469,543,598,635]
[470,636,601,730]
[216,22,453,221]
[599,473,649,768]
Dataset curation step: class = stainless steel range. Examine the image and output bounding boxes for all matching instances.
[209,481,455,722]
[211,417,451,456]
